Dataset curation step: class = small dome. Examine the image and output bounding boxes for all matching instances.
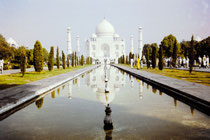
[7,37,19,48]
[96,19,115,36]
[92,33,97,38]
[114,33,120,38]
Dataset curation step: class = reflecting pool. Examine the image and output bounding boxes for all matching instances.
[0,65,209,140]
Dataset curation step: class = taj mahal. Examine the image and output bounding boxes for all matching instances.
[67,18,143,64]
[86,19,125,64]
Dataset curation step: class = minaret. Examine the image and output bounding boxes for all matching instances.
[67,27,72,55]
[130,35,134,54]
[76,36,80,54]
[138,26,143,59]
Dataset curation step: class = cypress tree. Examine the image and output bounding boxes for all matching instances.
[74,52,77,66]
[129,52,132,64]
[62,51,66,69]
[77,56,79,65]
[122,55,125,64]
[48,46,54,71]
[152,46,157,68]
[172,40,178,67]
[20,47,27,77]
[126,56,128,64]
[72,52,75,67]
[67,56,70,68]
[158,46,163,70]
[81,55,84,65]
[90,57,92,64]
[33,40,44,72]
[189,35,195,74]
[56,47,60,69]
[146,48,150,68]
[86,57,90,64]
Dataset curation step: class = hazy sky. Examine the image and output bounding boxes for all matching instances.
[0,0,209,55]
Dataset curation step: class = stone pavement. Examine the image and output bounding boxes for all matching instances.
[165,67,210,73]
[0,65,99,115]
[0,66,57,75]
[113,64,210,115]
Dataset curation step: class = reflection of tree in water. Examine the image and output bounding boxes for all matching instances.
[152,87,157,94]
[51,91,55,99]
[147,84,149,89]
[104,104,113,140]
[57,88,60,95]
[174,98,177,108]
[190,106,194,116]
[62,84,65,90]
[35,98,44,109]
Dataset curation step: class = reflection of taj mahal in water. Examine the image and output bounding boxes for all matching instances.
[86,65,126,105]
[65,65,144,105]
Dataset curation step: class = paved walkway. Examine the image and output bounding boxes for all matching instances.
[113,64,210,115]
[165,67,210,73]
[0,66,57,75]
[0,65,99,115]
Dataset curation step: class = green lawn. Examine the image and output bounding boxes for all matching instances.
[120,64,210,86]
[0,65,91,90]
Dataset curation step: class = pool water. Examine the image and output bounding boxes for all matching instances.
[0,65,209,140]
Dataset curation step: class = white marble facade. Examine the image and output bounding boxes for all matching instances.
[86,19,126,64]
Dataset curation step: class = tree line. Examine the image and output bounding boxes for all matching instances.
[118,34,209,73]
[0,34,92,76]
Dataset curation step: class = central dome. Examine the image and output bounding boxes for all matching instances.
[96,19,115,36]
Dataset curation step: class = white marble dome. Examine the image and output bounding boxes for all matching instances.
[96,19,115,36]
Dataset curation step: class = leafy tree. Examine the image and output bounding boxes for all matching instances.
[152,45,157,68]
[172,40,178,67]
[143,44,152,61]
[180,41,190,58]
[160,34,180,58]
[56,47,60,69]
[196,36,210,58]
[26,49,33,65]
[33,40,44,72]
[43,48,49,65]
[189,35,195,73]
[81,55,84,65]
[67,56,70,68]
[62,51,66,69]
[19,46,27,77]
[158,46,163,70]
[145,47,150,68]
[48,46,54,71]
[0,34,14,62]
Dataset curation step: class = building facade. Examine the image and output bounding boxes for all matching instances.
[86,19,126,64]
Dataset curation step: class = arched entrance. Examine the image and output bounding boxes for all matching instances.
[101,44,110,58]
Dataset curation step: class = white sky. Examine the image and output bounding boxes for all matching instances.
[0,0,209,55]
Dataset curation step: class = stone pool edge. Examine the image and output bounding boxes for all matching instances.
[0,65,100,115]
[112,64,210,115]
